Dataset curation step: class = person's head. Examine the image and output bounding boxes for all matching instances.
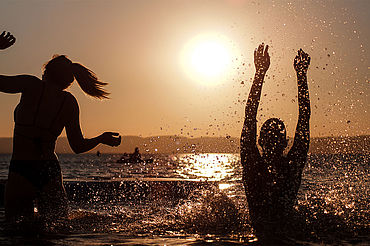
[134,147,139,153]
[42,55,109,99]
[258,118,287,155]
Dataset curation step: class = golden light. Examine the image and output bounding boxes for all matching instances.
[180,33,234,85]
[175,153,236,180]
[219,183,234,190]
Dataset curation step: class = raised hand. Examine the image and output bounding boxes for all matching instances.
[254,43,270,73]
[99,132,122,147]
[0,31,16,50]
[294,49,310,74]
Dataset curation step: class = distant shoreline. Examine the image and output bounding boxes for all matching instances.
[0,135,368,154]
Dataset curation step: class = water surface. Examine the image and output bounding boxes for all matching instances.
[0,153,368,245]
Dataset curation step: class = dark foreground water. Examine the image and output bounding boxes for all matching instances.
[0,153,368,245]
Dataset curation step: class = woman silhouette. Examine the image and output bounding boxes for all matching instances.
[0,31,121,222]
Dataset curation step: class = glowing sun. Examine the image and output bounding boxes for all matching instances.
[181,33,234,85]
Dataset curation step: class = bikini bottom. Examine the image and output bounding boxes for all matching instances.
[9,160,62,191]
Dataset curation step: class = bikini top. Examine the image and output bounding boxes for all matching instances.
[14,82,67,142]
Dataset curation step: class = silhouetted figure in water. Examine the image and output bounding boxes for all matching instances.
[240,44,310,236]
[130,147,142,162]
[0,32,121,224]
[118,147,143,163]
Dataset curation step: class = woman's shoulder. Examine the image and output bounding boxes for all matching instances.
[18,75,43,92]
[21,74,40,80]
[63,91,77,102]
[63,91,79,111]
[19,74,42,84]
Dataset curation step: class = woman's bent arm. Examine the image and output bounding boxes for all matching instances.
[65,94,121,154]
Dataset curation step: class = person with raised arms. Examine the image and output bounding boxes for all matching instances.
[240,43,311,238]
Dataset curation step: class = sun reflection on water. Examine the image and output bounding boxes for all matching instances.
[218,183,234,190]
[174,153,238,181]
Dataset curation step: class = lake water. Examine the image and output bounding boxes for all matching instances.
[0,153,368,245]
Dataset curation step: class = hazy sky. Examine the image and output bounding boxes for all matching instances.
[0,0,368,138]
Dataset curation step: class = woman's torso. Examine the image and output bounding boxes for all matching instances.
[12,78,71,161]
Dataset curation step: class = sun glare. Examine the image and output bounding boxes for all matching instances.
[175,154,236,181]
[181,33,234,85]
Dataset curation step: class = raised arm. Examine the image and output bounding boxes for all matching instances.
[0,32,31,94]
[288,49,311,167]
[0,75,39,93]
[240,44,270,165]
[65,94,121,154]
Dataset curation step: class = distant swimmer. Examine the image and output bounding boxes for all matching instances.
[0,31,121,224]
[117,147,143,163]
[240,44,311,235]
[130,147,142,162]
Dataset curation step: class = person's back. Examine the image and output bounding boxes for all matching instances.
[243,140,305,223]
[244,150,305,221]
[12,77,71,160]
[240,44,311,235]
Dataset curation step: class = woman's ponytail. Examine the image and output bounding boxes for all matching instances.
[72,63,109,99]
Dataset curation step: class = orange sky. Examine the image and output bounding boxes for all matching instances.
[0,0,368,138]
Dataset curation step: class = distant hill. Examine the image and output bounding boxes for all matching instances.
[0,135,368,154]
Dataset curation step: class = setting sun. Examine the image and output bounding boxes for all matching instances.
[180,33,234,85]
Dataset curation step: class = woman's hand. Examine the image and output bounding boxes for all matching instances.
[254,43,270,73]
[294,49,310,74]
[99,132,122,147]
[0,31,16,50]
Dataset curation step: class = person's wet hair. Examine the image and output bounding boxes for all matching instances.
[259,118,287,151]
[43,55,109,99]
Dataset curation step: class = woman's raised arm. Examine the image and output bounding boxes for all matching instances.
[0,32,37,94]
